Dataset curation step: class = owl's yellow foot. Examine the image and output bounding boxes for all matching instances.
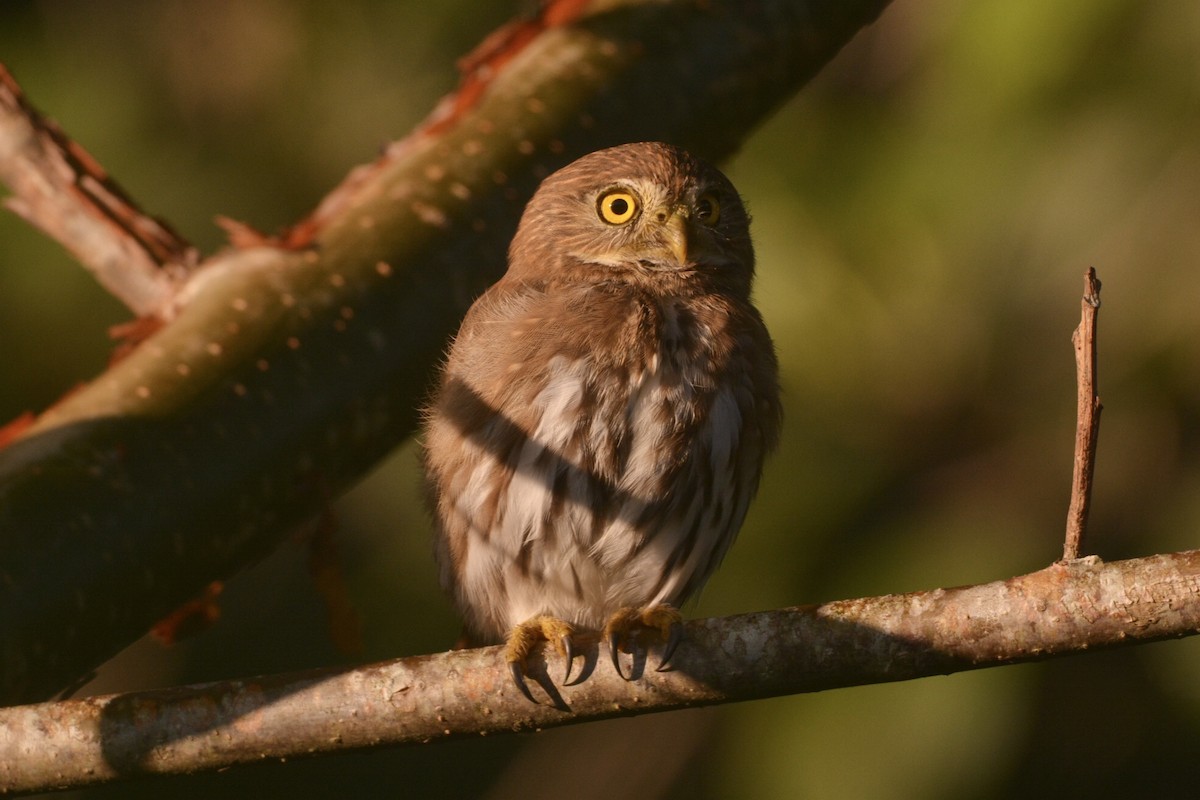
[505,615,577,702]
[603,604,684,680]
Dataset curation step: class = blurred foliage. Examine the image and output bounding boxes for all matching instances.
[2,1,1200,798]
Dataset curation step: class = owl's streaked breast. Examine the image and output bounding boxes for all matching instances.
[433,287,768,636]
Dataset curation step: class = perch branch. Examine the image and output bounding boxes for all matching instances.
[3,550,1200,795]
[1063,267,1102,560]
[0,64,194,317]
[0,0,893,706]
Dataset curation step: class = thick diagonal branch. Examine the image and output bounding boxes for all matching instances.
[3,550,1199,795]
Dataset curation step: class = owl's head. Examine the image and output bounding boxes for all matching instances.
[508,142,755,296]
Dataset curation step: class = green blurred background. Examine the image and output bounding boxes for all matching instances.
[4,1,1200,797]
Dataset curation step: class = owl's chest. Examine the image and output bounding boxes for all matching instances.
[619,302,714,430]
[585,292,721,387]
[510,296,731,489]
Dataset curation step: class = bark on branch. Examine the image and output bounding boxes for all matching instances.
[3,550,1199,795]
[0,0,893,706]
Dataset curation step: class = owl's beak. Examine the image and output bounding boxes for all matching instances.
[660,209,692,265]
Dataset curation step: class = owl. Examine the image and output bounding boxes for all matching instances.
[422,141,780,700]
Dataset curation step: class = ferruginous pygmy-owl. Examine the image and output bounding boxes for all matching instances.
[422,141,781,700]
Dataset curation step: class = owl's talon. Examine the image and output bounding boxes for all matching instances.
[504,615,576,702]
[509,661,536,702]
[561,633,577,684]
[603,604,683,679]
[608,630,631,680]
[657,620,684,671]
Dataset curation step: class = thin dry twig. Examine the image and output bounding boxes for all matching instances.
[3,550,1200,795]
[0,63,194,317]
[1063,267,1103,561]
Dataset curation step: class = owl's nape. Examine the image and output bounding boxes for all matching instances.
[422,142,781,703]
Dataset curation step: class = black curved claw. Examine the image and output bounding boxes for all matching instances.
[509,661,536,703]
[657,620,684,672]
[608,630,631,680]
[561,633,578,684]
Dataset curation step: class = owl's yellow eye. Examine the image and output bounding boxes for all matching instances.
[696,193,721,226]
[597,190,639,225]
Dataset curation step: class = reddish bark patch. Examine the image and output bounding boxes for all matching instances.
[151,581,225,645]
[108,315,166,363]
[0,412,35,450]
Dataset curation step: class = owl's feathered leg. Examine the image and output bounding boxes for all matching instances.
[603,604,684,680]
[505,615,577,702]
